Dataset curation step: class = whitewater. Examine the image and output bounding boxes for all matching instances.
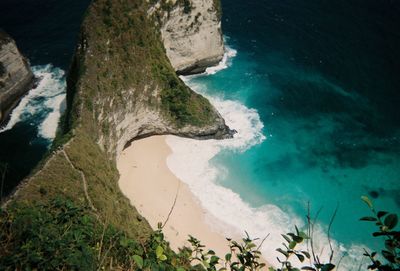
[166,45,367,269]
[0,43,372,270]
[0,65,66,141]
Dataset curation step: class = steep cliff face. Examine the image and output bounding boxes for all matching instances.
[65,0,232,159]
[0,31,34,124]
[3,0,229,254]
[154,0,224,74]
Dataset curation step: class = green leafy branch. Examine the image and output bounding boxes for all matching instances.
[360,196,400,271]
[184,232,266,271]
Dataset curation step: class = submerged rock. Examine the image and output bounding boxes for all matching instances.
[0,30,34,125]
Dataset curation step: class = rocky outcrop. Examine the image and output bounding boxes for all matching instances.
[107,95,232,156]
[64,0,232,159]
[0,30,34,125]
[1,0,231,257]
[155,0,224,75]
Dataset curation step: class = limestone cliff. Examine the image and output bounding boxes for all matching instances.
[0,31,34,125]
[152,0,224,74]
[65,0,232,159]
[3,0,230,253]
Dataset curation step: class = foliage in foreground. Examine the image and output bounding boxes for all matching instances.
[0,196,398,270]
[0,198,190,270]
[360,196,400,271]
[182,196,399,271]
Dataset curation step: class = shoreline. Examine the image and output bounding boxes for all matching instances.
[117,135,238,257]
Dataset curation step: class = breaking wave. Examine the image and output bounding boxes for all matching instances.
[167,45,366,269]
[0,64,66,141]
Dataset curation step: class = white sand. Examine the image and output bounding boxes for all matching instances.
[117,135,235,257]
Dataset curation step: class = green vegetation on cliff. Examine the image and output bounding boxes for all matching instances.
[1,0,225,269]
[0,198,193,270]
[3,0,398,270]
[65,0,215,134]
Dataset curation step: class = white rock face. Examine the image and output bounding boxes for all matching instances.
[0,32,33,124]
[97,86,231,158]
[159,0,224,74]
[78,0,232,159]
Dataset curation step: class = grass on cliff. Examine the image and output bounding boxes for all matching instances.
[13,130,151,237]
[0,130,163,269]
[65,0,215,135]
[154,62,215,127]
[1,0,219,269]
[2,0,399,269]
[0,197,194,270]
[6,0,218,240]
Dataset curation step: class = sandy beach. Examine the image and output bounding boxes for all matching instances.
[117,135,235,257]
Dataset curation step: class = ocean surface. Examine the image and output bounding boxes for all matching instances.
[1,0,399,269]
[167,0,400,268]
[0,0,91,197]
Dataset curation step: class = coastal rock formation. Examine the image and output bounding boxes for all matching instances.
[155,0,224,74]
[0,31,34,125]
[65,0,232,159]
[3,0,231,259]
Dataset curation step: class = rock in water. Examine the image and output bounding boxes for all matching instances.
[0,30,34,125]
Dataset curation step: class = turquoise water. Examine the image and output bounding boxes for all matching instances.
[1,0,399,267]
[182,0,400,266]
[191,46,400,247]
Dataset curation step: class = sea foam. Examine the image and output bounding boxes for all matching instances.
[0,64,66,141]
[167,46,366,269]
[204,45,237,75]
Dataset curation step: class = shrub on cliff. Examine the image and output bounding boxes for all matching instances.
[359,196,399,271]
[181,197,399,271]
[1,196,398,270]
[0,197,191,270]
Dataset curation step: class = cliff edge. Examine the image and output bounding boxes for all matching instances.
[65,0,232,159]
[0,30,34,125]
[1,0,232,268]
[3,0,230,244]
[153,0,224,74]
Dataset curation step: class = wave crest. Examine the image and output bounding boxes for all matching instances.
[0,64,66,141]
[205,45,237,75]
[167,44,365,269]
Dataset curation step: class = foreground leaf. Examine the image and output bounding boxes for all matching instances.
[384,214,398,230]
[132,255,143,269]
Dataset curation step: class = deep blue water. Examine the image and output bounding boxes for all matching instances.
[185,0,400,264]
[0,0,399,266]
[0,0,91,198]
